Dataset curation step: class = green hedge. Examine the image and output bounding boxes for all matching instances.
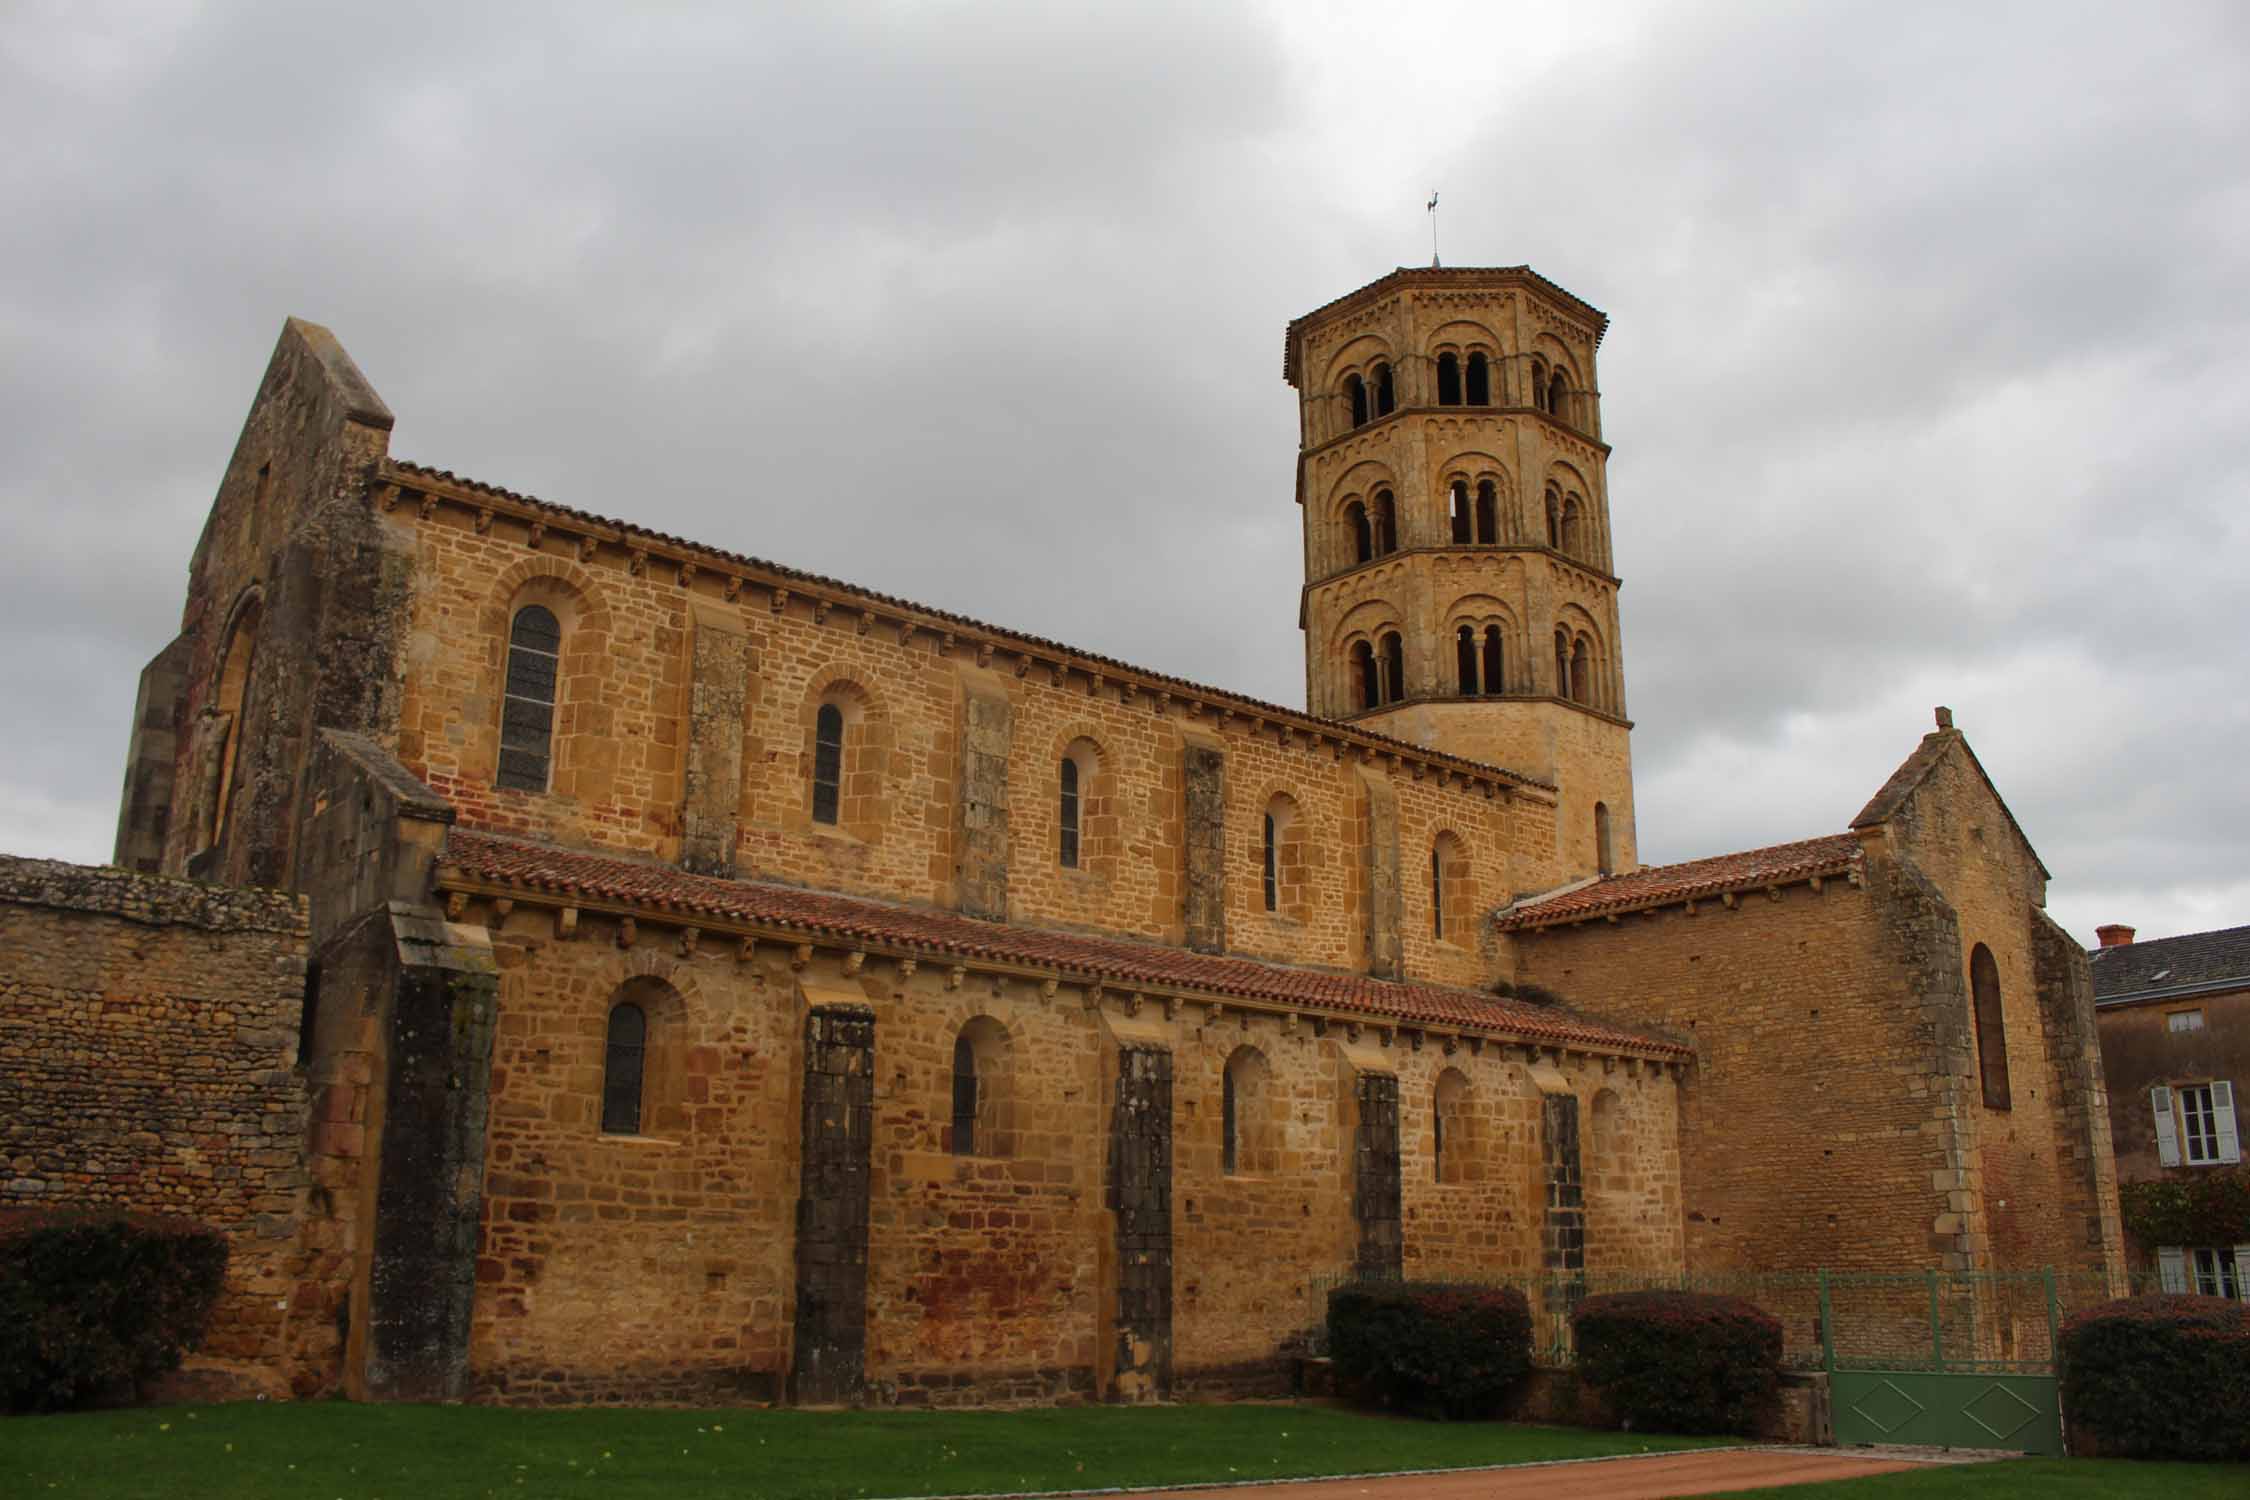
[2059,1293,2250,1460]
[0,1209,230,1412]
[1326,1282,1533,1418]
[1571,1290,1782,1434]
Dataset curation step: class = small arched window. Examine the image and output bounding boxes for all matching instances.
[1346,374,1369,427]
[1595,801,1614,876]
[1549,369,1569,420]
[1059,756,1081,868]
[1561,498,1585,558]
[1554,630,1572,698]
[1347,501,1373,564]
[1431,845,1445,938]
[1381,631,1406,705]
[1531,359,1550,411]
[1374,362,1395,416]
[812,702,845,825]
[1570,637,1592,705]
[1373,490,1398,556]
[499,604,561,793]
[1436,352,1462,405]
[1455,625,1478,695]
[1475,480,1498,544]
[1482,626,1504,696]
[1262,812,1278,912]
[1971,944,2011,1110]
[1450,480,1472,544]
[1544,487,1562,549]
[601,1001,647,1135]
[951,1033,979,1155]
[1465,352,1490,405]
[1352,640,1380,710]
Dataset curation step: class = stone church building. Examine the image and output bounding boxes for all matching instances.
[3,265,2122,1405]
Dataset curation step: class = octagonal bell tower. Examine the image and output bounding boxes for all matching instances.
[1285,266,1635,882]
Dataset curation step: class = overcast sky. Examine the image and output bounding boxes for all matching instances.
[5,0,2246,947]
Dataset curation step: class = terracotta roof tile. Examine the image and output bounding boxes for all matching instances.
[438,828,1686,1057]
[1495,834,1864,931]
[381,459,1550,797]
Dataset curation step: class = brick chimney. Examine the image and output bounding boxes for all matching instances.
[2096,923,2136,948]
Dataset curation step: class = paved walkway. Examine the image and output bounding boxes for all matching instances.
[1119,1447,1941,1499]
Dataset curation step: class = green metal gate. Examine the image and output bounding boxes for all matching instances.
[1822,1269,2064,1456]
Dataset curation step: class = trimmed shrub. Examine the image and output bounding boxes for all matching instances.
[1572,1290,1782,1434]
[2059,1293,2250,1460]
[0,1208,230,1412]
[1326,1282,1533,1419]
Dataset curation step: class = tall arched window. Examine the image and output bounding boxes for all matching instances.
[1482,626,1504,696]
[1455,625,1478,695]
[1431,845,1445,938]
[1347,501,1373,564]
[1475,480,1498,544]
[1971,944,2012,1110]
[1262,812,1278,912]
[812,702,845,824]
[1560,497,1585,558]
[1373,490,1398,555]
[1554,630,1571,697]
[1595,802,1614,876]
[1058,756,1081,868]
[1346,374,1369,427]
[1381,632,1406,705]
[601,1001,647,1135]
[1352,641,1379,710]
[1374,362,1395,416]
[1548,369,1569,420]
[951,1032,979,1155]
[1465,352,1490,405]
[498,604,560,793]
[1436,352,1462,405]
[1570,637,1591,704]
[1544,487,1562,549]
[1450,480,1472,544]
[1531,359,1550,411]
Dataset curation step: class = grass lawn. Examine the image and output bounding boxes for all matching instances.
[1713,1456,2250,1499]
[7,1400,1733,1500]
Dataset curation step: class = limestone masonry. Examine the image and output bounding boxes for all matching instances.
[0,264,2122,1404]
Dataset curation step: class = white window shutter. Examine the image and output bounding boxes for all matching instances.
[2214,1081,2240,1164]
[2152,1085,2181,1166]
[2157,1246,2188,1293]
[2235,1246,2250,1302]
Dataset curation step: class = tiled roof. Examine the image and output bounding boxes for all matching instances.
[1850,726,2049,880]
[382,459,1550,797]
[2090,922,2250,1005]
[1281,266,1611,382]
[437,828,1688,1057]
[1494,834,1865,931]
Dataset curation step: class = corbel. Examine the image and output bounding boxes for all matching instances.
[788,943,813,971]
[1284,1011,1300,1035]
[1809,875,1825,895]
[679,926,701,958]
[841,949,865,976]
[1126,991,1144,1017]
[1847,867,1865,888]
[735,935,756,962]
[527,521,546,550]
[812,598,831,625]
[628,548,648,578]
[1767,885,1783,902]
[854,609,870,636]
[939,631,956,657]
[723,575,743,602]
[1165,995,1182,1021]
[557,906,579,940]
[576,535,597,563]
[679,561,699,589]
[474,507,494,535]
[489,897,514,929]
[1408,1028,1423,1052]
[1379,1026,1396,1048]
[1605,913,1620,925]
[1086,671,1103,699]
[1153,692,1169,717]
[1118,681,1137,707]
[1466,1036,1484,1057]
[1084,984,1106,1013]
[1216,708,1235,732]
[616,916,637,949]
[1625,1057,1641,1078]
[1684,899,1698,917]
[976,641,993,668]
[896,957,918,980]
[1013,654,1030,678]
[1311,1015,1330,1038]
[419,493,440,522]
[1410,760,1426,782]
[1602,1054,1616,1074]
[1208,1001,1226,1026]
[947,965,966,991]
[1347,1021,1363,1043]
[770,588,790,615]
[1039,977,1059,1001]
[377,483,402,512]
[1721,892,1738,911]
[445,891,467,921]
[1442,1033,1458,1056]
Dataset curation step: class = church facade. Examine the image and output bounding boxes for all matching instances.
[2,265,2120,1405]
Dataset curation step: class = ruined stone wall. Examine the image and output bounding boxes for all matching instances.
[390,491,1552,990]
[0,856,343,1393]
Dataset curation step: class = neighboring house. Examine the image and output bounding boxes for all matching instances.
[2090,921,2249,1297]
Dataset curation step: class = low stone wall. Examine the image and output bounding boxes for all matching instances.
[0,854,342,1395]
[1507,1364,1831,1445]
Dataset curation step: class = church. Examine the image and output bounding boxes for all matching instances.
[4,264,2121,1405]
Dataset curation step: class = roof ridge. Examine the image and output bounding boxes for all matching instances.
[1494,831,1862,932]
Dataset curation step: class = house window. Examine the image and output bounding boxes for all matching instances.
[2152,1081,2241,1166]
[601,1002,646,1135]
[1970,944,2011,1111]
[951,1033,978,1156]
[2158,1245,2248,1299]
[2170,1010,2205,1033]
[812,702,844,824]
[1059,756,1081,868]
[498,604,560,792]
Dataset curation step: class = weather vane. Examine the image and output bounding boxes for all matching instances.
[1427,190,1440,268]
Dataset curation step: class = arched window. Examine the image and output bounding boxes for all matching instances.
[1455,625,1478,695]
[812,702,845,824]
[1346,374,1368,427]
[1544,487,1562,549]
[1450,480,1472,544]
[1347,501,1373,564]
[1595,802,1614,876]
[1381,631,1406,705]
[1971,944,2011,1110]
[1475,480,1498,544]
[1465,352,1490,405]
[1531,359,1550,411]
[1554,630,1571,696]
[1261,795,1304,918]
[1059,756,1081,868]
[1431,845,1445,938]
[1560,498,1585,558]
[1262,812,1278,912]
[1373,490,1398,555]
[601,1001,646,1135]
[1434,1068,1470,1184]
[1432,832,1467,942]
[498,604,560,793]
[1482,626,1504,696]
[1352,640,1379,710]
[1570,637,1591,704]
[1222,1063,1238,1174]
[1436,352,1462,405]
[1374,362,1395,416]
[1549,369,1569,420]
[951,1033,978,1155]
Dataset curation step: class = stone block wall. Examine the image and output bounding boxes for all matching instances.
[0,855,342,1393]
